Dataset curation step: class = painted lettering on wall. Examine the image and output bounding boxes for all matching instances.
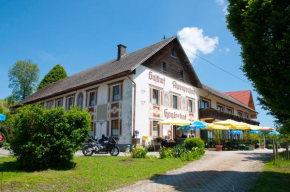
[149,71,165,86]
[164,109,187,120]
[172,81,196,95]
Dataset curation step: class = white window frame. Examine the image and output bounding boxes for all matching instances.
[152,89,160,105]
[188,99,193,112]
[172,95,178,109]
[88,91,96,107]
[112,85,120,102]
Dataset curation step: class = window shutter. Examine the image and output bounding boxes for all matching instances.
[119,119,122,136]
[86,92,88,107]
[108,87,111,102]
[149,121,152,137]
[120,84,123,100]
[107,121,110,136]
[161,91,163,106]
[149,88,152,103]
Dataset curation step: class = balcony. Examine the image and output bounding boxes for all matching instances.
[199,108,260,126]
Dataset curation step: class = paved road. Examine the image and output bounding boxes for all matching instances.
[113,149,277,192]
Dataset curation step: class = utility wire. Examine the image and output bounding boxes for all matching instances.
[184,48,251,85]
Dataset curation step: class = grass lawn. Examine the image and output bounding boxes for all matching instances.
[250,151,290,192]
[0,156,189,192]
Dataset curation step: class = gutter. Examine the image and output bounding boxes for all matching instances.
[127,75,136,133]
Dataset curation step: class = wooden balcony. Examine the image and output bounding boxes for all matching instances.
[199,108,260,126]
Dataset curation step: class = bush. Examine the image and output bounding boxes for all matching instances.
[180,150,200,161]
[184,138,205,155]
[172,145,187,158]
[159,147,173,158]
[131,146,147,158]
[9,105,91,170]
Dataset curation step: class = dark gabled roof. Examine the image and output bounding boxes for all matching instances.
[201,83,257,113]
[19,36,201,105]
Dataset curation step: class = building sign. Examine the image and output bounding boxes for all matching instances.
[149,71,165,86]
[164,109,187,120]
[172,81,196,95]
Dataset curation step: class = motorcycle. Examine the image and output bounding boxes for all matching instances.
[82,134,120,156]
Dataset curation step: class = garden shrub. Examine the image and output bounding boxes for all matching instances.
[9,105,91,170]
[180,150,200,161]
[172,145,187,158]
[184,138,205,155]
[131,146,147,158]
[159,147,173,158]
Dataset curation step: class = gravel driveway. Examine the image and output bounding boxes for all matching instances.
[113,149,277,192]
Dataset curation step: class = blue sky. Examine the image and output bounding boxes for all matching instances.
[0,0,275,127]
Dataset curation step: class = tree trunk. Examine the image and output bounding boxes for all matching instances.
[272,138,276,161]
[286,140,289,160]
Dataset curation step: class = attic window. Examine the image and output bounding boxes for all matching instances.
[171,48,176,57]
[180,70,184,80]
[162,62,167,72]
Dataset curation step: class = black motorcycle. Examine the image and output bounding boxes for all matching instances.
[82,135,120,156]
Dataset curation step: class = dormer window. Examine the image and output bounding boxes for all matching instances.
[180,70,184,80]
[171,48,176,57]
[162,62,167,72]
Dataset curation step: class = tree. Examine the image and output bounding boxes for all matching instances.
[8,59,40,101]
[227,0,290,131]
[38,64,68,90]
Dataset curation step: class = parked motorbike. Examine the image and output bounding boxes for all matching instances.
[82,134,120,156]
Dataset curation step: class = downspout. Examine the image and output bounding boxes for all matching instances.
[127,76,136,133]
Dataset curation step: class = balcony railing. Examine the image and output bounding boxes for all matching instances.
[199,108,260,126]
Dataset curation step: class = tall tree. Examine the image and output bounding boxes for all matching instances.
[37,64,68,90]
[227,0,290,132]
[8,59,40,101]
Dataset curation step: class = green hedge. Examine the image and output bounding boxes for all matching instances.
[9,105,91,170]
[183,138,205,155]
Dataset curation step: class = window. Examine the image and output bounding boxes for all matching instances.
[91,122,94,132]
[89,92,95,106]
[172,95,178,109]
[152,89,159,105]
[112,85,120,102]
[188,100,193,112]
[244,113,249,119]
[171,48,176,57]
[217,105,224,111]
[68,97,74,110]
[77,92,84,109]
[47,101,53,109]
[153,121,160,138]
[111,120,119,136]
[56,100,62,107]
[180,70,184,80]
[238,111,243,117]
[201,100,209,109]
[162,62,167,72]
[227,108,233,114]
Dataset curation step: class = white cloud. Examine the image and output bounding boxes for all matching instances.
[225,48,230,53]
[215,0,224,5]
[223,6,229,15]
[177,27,219,63]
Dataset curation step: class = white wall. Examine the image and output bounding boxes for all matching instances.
[133,65,199,141]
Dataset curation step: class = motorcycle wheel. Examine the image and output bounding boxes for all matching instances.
[82,145,94,156]
[109,146,120,156]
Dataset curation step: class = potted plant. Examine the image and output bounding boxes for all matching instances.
[213,130,223,151]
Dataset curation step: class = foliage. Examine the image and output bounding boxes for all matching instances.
[131,146,148,158]
[183,138,205,155]
[0,156,188,191]
[0,109,14,143]
[227,0,290,133]
[248,133,262,144]
[159,147,174,158]
[213,130,222,145]
[180,150,201,161]
[172,145,187,158]
[8,59,40,101]
[9,105,91,170]
[37,64,68,90]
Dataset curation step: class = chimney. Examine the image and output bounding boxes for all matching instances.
[117,44,126,60]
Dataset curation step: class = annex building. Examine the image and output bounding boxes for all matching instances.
[19,37,260,150]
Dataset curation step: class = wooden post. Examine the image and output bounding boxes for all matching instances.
[272,137,276,161]
[286,140,289,160]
